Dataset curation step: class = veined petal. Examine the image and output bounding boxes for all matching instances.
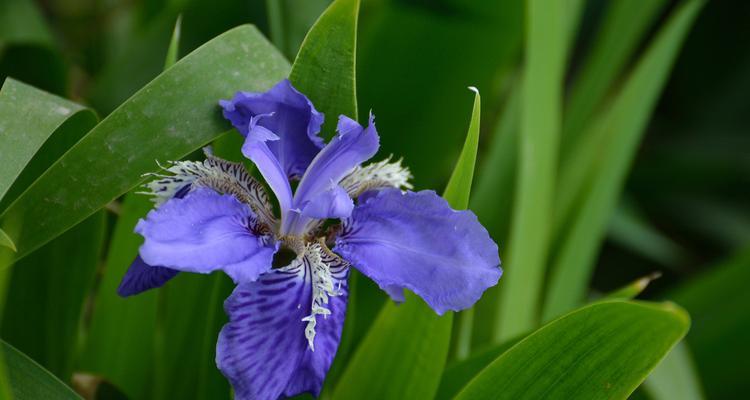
[284,114,379,234]
[136,188,277,284]
[216,243,348,400]
[339,157,413,198]
[334,189,501,315]
[117,255,179,297]
[141,149,276,228]
[220,79,324,179]
[241,117,294,218]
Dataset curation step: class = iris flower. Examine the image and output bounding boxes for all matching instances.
[117,80,502,400]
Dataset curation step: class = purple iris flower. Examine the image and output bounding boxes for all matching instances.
[117,79,502,400]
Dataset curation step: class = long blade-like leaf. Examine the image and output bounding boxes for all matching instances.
[542,0,705,321]
[456,301,690,400]
[495,0,565,341]
[0,25,289,264]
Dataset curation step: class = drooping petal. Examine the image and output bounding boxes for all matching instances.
[117,255,179,297]
[241,116,294,217]
[334,189,501,315]
[284,114,379,234]
[136,188,277,284]
[216,244,348,400]
[141,149,276,228]
[219,79,324,179]
[300,184,354,219]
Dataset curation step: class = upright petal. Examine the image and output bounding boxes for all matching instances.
[117,255,179,297]
[136,188,277,284]
[216,244,348,400]
[241,116,294,217]
[220,79,324,179]
[334,189,501,315]
[284,115,379,234]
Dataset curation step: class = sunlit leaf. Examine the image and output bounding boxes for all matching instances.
[456,301,690,400]
[0,229,14,252]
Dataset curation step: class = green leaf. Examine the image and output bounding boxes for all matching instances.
[332,86,483,400]
[0,78,94,206]
[0,25,289,264]
[290,0,359,133]
[0,229,14,252]
[456,301,690,400]
[643,342,704,400]
[496,0,566,341]
[163,15,182,70]
[542,0,705,321]
[599,272,661,302]
[1,337,82,399]
[1,212,106,381]
[0,0,54,46]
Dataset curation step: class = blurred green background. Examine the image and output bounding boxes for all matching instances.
[0,0,748,399]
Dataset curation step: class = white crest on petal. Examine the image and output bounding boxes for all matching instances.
[297,242,348,351]
[339,156,413,198]
[141,149,276,229]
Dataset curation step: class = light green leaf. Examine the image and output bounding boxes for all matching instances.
[644,342,704,400]
[496,0,566,341]
[332,86,483,400]
[1,339,82,399]
[163,15,182,71]
[290,0,359,132]
[456,301,690,400]
[599,272,661,302]
[0,25,289,264]
[542,0,705,321]
[0,229,14,252]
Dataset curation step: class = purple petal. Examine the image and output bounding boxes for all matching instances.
[334,189,502,315]
[300,184,354,219]
[216,253,348,400]
[284,115,379,234]
[241,116,294,217]
[117,255,179,297]
[135,188,277,284]
[220,79,324,179]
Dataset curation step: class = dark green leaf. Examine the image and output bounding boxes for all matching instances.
[1,340,82,399]
[290,0,359,133]
[0,229,14,252]
[643,342,704,400]
[0,25,289,264]
[456,301,690,400]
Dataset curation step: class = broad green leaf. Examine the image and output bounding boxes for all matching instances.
[456,301,690,400]
[667,248,750,398]
[1,340,81,400]
[599,272,661,302]
[0,25,289,264]
[1,212,106,381]
[562,0,668,156]
[0,229,14,252]
[290,0,359,133]
[496,0,565,341]
[0,78,94,206]
[644,342,704,400]
[542,0,705,321]
[333,87,483,400]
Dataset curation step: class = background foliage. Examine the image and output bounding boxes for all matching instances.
[0,0,748,399]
